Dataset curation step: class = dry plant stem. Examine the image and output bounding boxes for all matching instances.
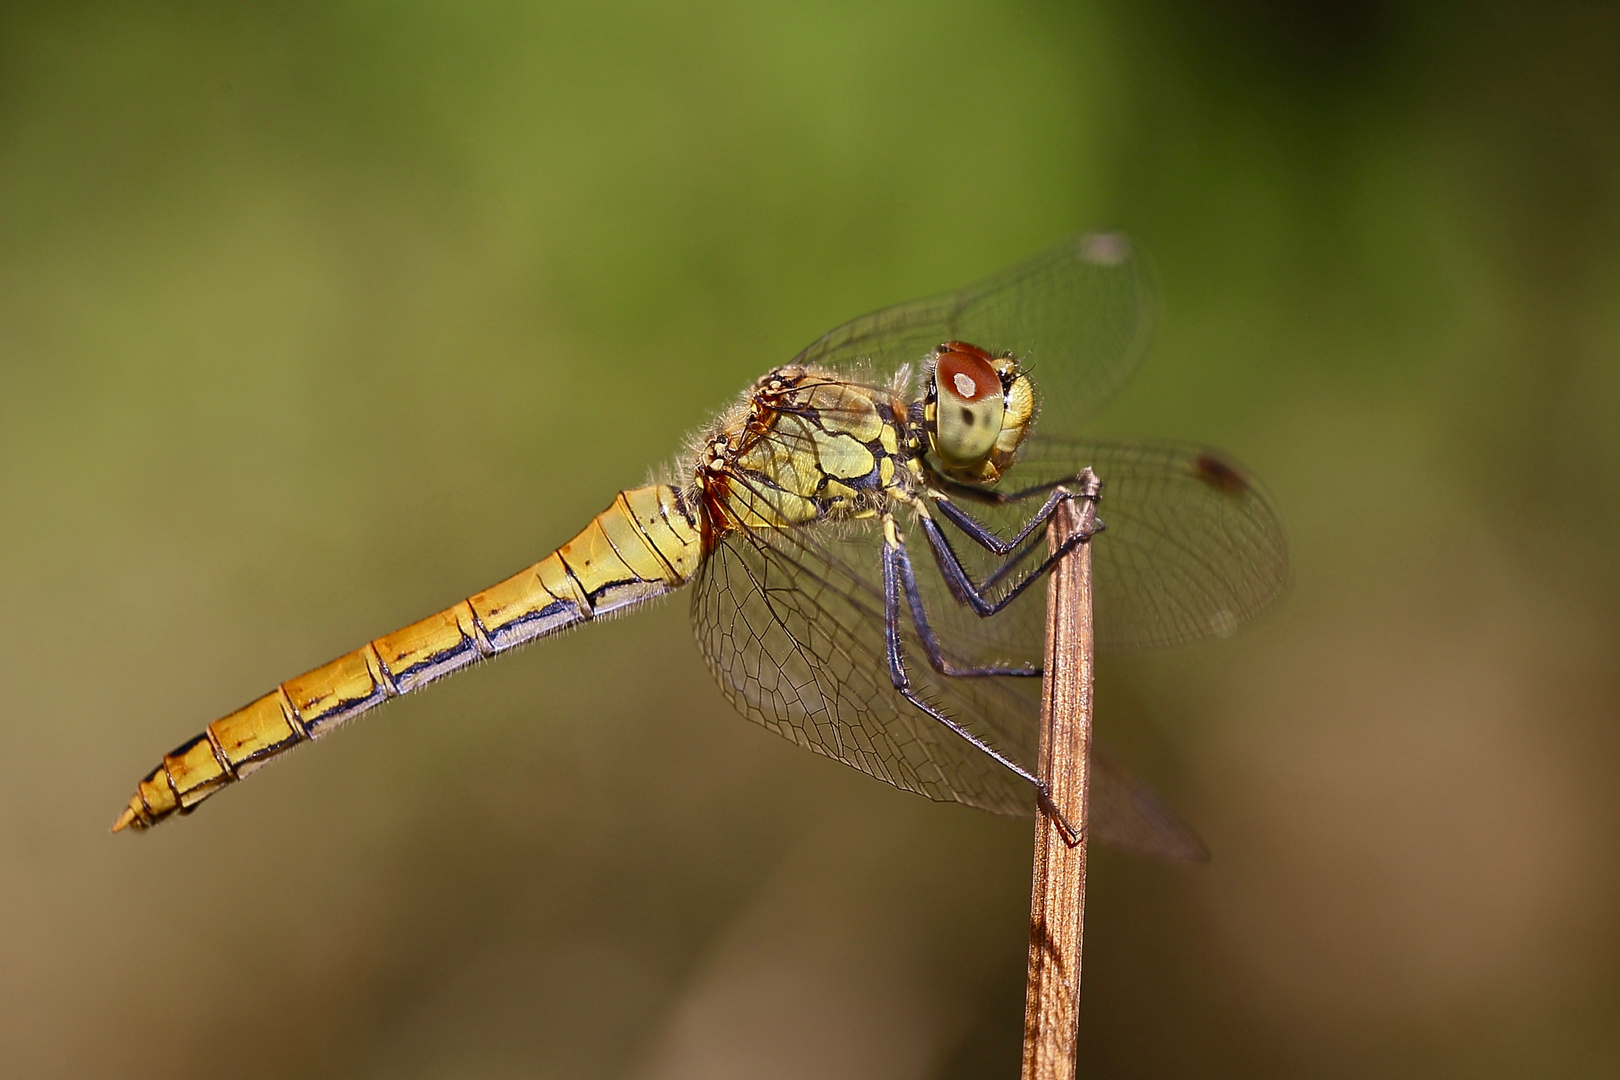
[1021,481,1098,1080]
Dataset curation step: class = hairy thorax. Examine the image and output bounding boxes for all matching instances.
[694,365,921,536]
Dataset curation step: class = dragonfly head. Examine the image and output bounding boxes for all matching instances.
[923,342,1034,485]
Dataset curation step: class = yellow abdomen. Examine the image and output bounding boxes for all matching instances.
[113,485,701,831]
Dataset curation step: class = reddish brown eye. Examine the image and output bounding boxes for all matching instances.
[929,342,1006,470]
[936,342,998,404]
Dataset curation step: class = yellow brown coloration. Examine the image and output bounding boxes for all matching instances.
[114,359,931,832]
[113,353,1040,832]
[111,235,1282,872]
[697,364,914,536]
[112,485,701,831]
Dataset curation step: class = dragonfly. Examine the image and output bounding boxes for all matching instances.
[113,234,1287,860]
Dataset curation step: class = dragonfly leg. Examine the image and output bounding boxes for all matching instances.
[932,487,1078,556]
[889,526,1039,679]
[915,493,1101,618]
[923,467,1103,594]
[880,516,1081,846]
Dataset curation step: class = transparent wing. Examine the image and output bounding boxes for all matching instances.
[789,237,1283,650]
[1005,438,1291,650]
[890,438,1287,666]
[690,478,1208,860]
[1090,743,1209,862]
[793,233,1154,434]
[691,481,1030,816]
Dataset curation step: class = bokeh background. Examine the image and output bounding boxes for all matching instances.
[3,2,1618,1077]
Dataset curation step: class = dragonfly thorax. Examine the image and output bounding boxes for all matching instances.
[694,365,912,537]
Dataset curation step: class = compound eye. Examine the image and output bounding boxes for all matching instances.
[931,342,1005,466]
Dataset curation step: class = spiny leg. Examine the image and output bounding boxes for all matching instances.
[916,500,1101,617]
[879,515,1081,846]
[889,531,1039,678]
[933,487,1078,556]
[931,495,1077,596]
[882,480,1100,688]
[923,468,1104,598]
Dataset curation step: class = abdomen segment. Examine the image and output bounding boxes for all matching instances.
[112,485,701,831]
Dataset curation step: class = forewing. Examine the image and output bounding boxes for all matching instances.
[792,234,1154,433]
[691,478,1210,859]
[691,490,1033,816]
[1009,438,1290,650]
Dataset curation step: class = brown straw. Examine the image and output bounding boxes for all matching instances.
[1021,474,1099,1079]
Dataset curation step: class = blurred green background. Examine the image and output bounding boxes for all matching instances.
[3,1,1618,1076]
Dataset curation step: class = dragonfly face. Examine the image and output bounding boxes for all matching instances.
[115,234,1287,862]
